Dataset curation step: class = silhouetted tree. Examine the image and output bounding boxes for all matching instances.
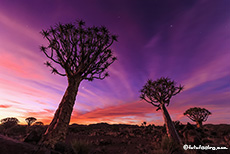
[25,117,37,126]
[39,20,117,148]
[0,117,19,132]
[33,121,44,126]
[184,107,211,128]
[141,121,147,127]
[173,120,182,126]
[173,120,184,130]
[140,77,183,144]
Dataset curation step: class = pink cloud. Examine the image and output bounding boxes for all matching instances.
[0,105,11,108]
[0,49,51,82]
[0,1,228,126]
[70,100,161,124]
[11,89,230,125]
[21,109,55,124]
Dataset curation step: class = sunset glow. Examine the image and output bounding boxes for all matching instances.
[0,0,229,126]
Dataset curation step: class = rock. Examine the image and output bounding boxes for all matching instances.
[183,129,203,145]
[210,131,217,136]
[0,134,59,154]
[54,142,75,154]
[223,133,230,146]
[24,130,42,144]
[185,122,195,130]
[99,138,112,145]
[202,138,213,144]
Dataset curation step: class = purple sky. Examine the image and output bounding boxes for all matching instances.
[0,0,229,125]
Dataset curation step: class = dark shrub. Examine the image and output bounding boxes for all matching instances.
[71,139,92,154]
[7,125,27,137]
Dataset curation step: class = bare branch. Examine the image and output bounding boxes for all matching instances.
[40,20,117,80]
[140,77,183,110]
[44,61,66,76]
[140,96,160,107]
[184,107,211,123]
[40,46,62,65]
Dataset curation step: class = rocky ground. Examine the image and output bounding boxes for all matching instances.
[0,123,229,154]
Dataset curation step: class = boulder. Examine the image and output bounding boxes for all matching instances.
[0,134,59,154]
[24,130,42,144]
[183,129,203,145]
[54,142,75,154]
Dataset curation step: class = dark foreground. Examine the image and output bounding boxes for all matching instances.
[0,123,229,154]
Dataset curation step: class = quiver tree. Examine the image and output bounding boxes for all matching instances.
[1,117,19,135]
[25,117,37,126]
[39,20,117,148]
[1,117,19,129]
[141,121,147,127]
[33,121,44,126]
[140,77,183,144]
[184,107,211,128]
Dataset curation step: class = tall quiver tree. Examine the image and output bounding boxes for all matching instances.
[39,20,117,148]
[184,107,211,128]
[140,77,183,144]
[25,117,37,126]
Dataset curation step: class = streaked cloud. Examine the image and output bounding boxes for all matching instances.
[0,105,11,108]
[0,11,41,42]
[0,0,229,125]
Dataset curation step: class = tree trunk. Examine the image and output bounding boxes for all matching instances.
[161,103,182,144]
[196,120,202,128]
[39,78,81,148]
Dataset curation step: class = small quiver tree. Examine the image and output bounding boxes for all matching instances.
[39,20,117,148]
[140,77,183,144]
[184,107,211,128]
[0,117,19,135]
[25,117,37,126]
[33,121,44,126]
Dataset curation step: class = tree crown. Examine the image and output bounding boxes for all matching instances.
[40,20,117,81]
[0,117,19,129]
[184,107,211,122]
[140,77,183,110]
[33,121,44,126]
[25,117,37,125]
